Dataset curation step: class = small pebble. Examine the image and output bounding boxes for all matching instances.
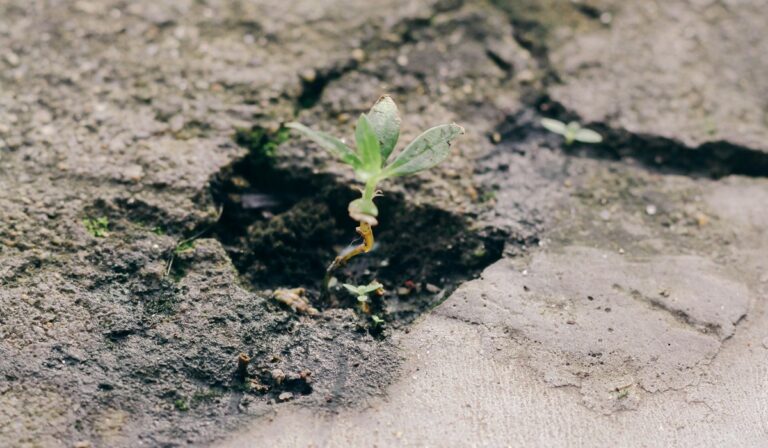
[425,283,441,294]
[396,287,410,296]
[351,48,365,62]
[169,115,185,132]
[271,369,285,385]
[646,204,657,216]
[300,69,316,83]
[278,392,294,402]
[4,51,20,67]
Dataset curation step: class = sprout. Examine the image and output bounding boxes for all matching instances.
[541,118,602,145]
[287,96,464,296]
[342,281,384,314]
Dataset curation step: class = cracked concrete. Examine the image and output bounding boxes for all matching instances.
[1,0,767,446]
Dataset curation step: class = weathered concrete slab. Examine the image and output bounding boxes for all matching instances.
[222,175,768,447]
[548,0,768,152]
[2,0,768,446]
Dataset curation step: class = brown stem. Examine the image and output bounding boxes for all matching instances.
[235,353,251,381]
[322,222,375,298]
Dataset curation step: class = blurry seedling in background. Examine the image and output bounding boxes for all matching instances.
[287,95,464,297]
[342,281,384,314]
[541,118,602,145]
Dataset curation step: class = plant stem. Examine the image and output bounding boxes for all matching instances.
[362,178,377,202]
[322,221,375,299]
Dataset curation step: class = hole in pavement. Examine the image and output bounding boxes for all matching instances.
[210,125,507,324]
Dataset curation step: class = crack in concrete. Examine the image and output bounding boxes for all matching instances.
[616,285,722,338]
[485,0,768,180]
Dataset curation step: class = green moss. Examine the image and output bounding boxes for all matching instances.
[83,217,109,238]
[174,240,195,254]
[174,398,189,412]
[234,126,290,166]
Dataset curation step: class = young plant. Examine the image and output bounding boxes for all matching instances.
[287,95,464,294]
[342,281,384,314]
[541,118,602,145]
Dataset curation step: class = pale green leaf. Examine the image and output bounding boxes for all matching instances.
[367,95,401,162]
[574,127,603,143]
[342,284,359,295]
[383,124,464,177]
[355,114,382,172]
[540,118,567,135]
[286,122,361,167]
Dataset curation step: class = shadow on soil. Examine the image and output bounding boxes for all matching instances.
[211,126,507,324]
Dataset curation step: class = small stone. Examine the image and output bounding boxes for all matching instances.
[351,48,365,62]
[4,51,20,67]
[491,132,501,143]
[515,69,535,83]
[397,287,410,296]
[300,69,316,83]
[278,392,294,402]
[600,12,613,24]
[123,164,144,182]
[396,54,409,66]
[170,115,185,132]
[425,283,441,294]
[271,369,285,385]
[645,204,657,216]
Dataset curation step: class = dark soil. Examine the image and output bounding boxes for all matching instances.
[212,127,507,322]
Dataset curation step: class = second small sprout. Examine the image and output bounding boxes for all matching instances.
[342,281,384,314]
[541,118,602,145]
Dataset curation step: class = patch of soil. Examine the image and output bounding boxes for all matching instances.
[212,126,507,324]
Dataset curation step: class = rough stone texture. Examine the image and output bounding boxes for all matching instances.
[2,0,768,446]
[222,155,768,448]
[548,0,768,151]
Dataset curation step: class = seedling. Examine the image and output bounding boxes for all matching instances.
[83,217,109,237]
[287,95,464,294]
[541,118,602,145]
[370,315,385,327]
[342,281,384,314]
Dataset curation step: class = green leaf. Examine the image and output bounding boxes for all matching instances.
[342,281,383,296]
[342,284,360,295]
[574,127,603,143]
[540,118,567,135]
[367,95,401,162]
[286,122,361,168]
[383,124,464,177]
[355,114,381,172]
[360,281,383,294]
